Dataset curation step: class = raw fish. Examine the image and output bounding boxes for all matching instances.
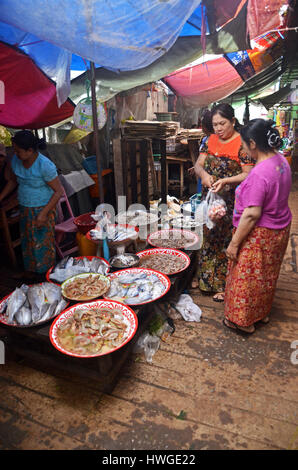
[27,285,47,322]
[55,256,70,270]
[41,283,61,303]
[38,300,58,323]
[0,298,8,314]
[6,288,26,323]
[15,306,32,326]
[54,298,68,316]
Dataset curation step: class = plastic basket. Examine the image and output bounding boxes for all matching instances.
[73,212,96,234]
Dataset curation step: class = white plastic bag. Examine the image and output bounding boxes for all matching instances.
[174,294,202,322]
[133,332,161,363]
[205,189,227,229]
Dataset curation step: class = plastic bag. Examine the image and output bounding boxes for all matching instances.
[205,190,227,229]
[133,332,161,363]
[174,294,202,322]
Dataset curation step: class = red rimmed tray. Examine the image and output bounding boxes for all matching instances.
[0,285,69,328]
[147,228,200,250]
[46,256,110,285]
[49,299,138,358]
[103,267,171,306]
[136,248,191,275]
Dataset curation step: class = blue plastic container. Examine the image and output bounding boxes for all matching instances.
[82,155,97,175]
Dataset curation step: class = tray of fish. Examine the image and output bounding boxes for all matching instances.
[116,210,159,226]
[109,253,140,269]
[49,299,138,358]
[87,223,139,245]
[136,248,190,275]
[0,283,69,327]
[104,268,171,306]
[170,215,202,230]
[46,256,110,284]
[61,273,111,302]
[147,229,200,250]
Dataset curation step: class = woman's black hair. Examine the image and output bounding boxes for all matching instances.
[12,130,47,151]
[211,103,242,132]
[201,110,213,134]
[240,119,282,152]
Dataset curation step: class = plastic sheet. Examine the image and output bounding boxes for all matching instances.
[0,0,202,72]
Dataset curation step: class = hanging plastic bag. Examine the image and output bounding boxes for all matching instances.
[205,189,227,229]
[174,294,202,322]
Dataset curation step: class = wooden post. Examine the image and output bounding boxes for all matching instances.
[90,61,104,204]
[160,139,167,205]
[140,140,149,208]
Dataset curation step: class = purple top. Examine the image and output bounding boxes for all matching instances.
[233,153,292,230]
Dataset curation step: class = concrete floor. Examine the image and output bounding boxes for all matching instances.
[0,186,297,450]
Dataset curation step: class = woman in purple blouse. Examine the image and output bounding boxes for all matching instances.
[213,119,292,333]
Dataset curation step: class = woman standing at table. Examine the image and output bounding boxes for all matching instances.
[11,131,63,280]
[222,119,292,333]
[193,103,254,300]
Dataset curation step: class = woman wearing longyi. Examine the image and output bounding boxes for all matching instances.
[193,103,254,300]
[221,119,292,333]
[11,130,63,281]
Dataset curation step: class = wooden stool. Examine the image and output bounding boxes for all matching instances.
[0,196,21,267]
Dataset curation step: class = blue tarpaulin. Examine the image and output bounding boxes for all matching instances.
[0,0,204,73]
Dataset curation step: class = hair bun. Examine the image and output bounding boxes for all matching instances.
[267,129,281,148]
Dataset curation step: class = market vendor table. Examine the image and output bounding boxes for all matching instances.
[0,248,197,392]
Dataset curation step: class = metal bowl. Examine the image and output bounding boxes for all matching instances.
[109,253,140,270]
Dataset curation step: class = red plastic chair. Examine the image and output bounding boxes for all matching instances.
[55,187,78,258]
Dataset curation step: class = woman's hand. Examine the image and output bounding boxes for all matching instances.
[188,166,195,177]
[201,172,214,188]
[36,211,48,228]
[212,178,228,193]
[226,240,239,262]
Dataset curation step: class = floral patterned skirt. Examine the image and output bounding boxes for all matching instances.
[196,155,242,293]
[224,224,291,327]
[20,206,56,274]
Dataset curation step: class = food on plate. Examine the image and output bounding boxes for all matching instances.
[0,282,67,326]
[110,254,139,268]
[56,307,130,355]
[149,230,197,249]
[171,215,201,229]
[139,253,186,274]
[116,210,158,226]
[89,224,137,242]
[106,271,167,305]
[62,274,110,301]
[49,256,109,283]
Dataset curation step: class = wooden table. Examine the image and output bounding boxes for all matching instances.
[0,249,197,392]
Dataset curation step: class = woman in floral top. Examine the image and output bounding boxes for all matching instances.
[193,104,254,300]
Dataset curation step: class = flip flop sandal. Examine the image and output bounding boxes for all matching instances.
[223,318,255,334]
[213,293,225,302]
